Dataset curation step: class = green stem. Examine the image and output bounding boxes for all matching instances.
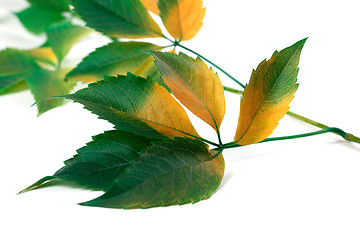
[221,127,356,151]
[177,43,246,89]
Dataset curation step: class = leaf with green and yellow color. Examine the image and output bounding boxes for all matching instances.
[158,0,206,41]
[66,72,199,139]
[0,49,39,94]
[234,38,307,145]
[46,21,93,62]
[25,47,57,66]
[150,51,225,131]
[140,0,159,15]
[71,0,164,39]
[26,68,76,115]
[19,130,155,193]
[66,42,163,84]
[80,138,224,209]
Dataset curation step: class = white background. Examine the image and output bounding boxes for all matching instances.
[1,0,360,239]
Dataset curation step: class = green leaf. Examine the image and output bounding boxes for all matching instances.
[0,49,38,94]
[65,72,199,139]
[71,0,164,38]
[234,38,307,145]
[66,42,164,85]
[27,0,70,12]
[16,6,65,35]
[19,130,154,193]
[80,138,225,209]
[26,68,76,115]
[46,21,92,62]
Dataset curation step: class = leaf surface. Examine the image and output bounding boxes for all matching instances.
[0,49,38,93]
[46,22,93,62]
[20,130,154,193]
[16,6,65,35]
[234,38,307,145]
[66,73,199,139]
[80,138,225,209]
[158,0,206,41]
[27,0,70,12]
[151,51,225,130]
[26,68,76,115]
[71,0,163,39]
[66,42,164,84]
[25,47,58,66]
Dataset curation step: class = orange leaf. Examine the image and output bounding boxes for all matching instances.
[140,0,160,15]
[234,39,307,145]
[158,0,206,41]
[151,51,225,131]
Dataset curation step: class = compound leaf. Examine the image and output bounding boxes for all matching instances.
[66,72,199,139]
[46,21,93,62]
[158,0,206,41]
[80,137,225,209]
[71,0,164,39]
[151,51,225,131]
[26,68,76,115]
[20,130,154,193]
[234,38,307,145]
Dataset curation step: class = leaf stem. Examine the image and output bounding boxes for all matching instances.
[221,127,357,151]
[176,43,246,89]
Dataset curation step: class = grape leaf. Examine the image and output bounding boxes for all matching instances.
[16,6,65,35]
[19,130,155,193]
[71,0,164,39]
[140,0,160,15]
[80,137,225,209]
[46,21,93,62]
[0,49,39,94]
[27,0,70,12]
[158,0,206,41]
[150,51,225,131]
[234,38,307,145]
[66,42,164,86]
[25,68,76,115]
[66,72,199,139]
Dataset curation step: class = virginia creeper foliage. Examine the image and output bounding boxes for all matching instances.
[0,0,358,209]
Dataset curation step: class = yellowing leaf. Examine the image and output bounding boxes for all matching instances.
[234,38,307,145]
[158,0,206,41]
[140,0,159,15]
[25,47,57,66]
[151,51,225,131]
[66,73,200,139]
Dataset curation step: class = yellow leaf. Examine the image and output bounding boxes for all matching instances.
[151,51,225,131]
[234,39,306,145]
[140,0,160,15]
[159,0,206,41]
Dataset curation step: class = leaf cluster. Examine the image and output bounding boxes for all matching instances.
[2,0,312,209]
